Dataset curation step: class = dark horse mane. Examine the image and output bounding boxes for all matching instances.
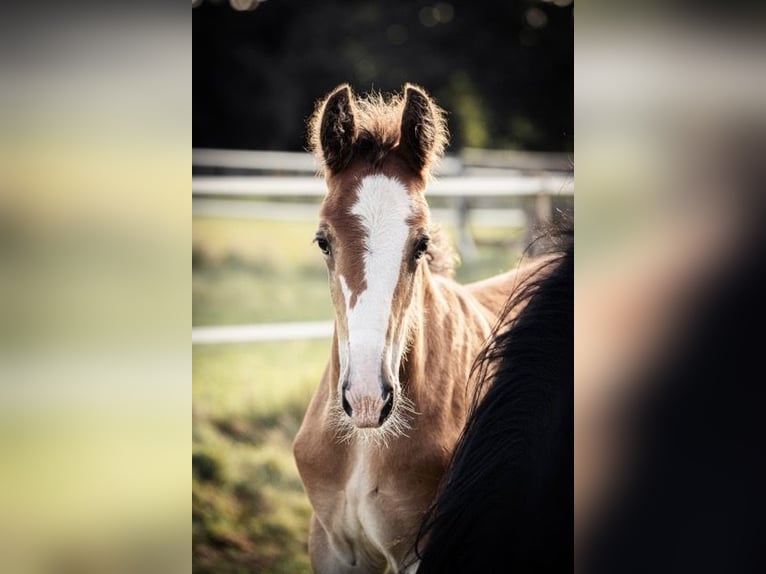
[413,221,573,573]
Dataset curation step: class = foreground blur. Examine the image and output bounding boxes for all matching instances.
[1,2,765,573]
[0,5,190,574]
[575,5,766,571]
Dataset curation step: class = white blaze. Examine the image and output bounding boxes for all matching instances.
[338,174,412,395]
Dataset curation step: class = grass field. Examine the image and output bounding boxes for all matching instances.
[192,213,523,573]
[193,340,322,574]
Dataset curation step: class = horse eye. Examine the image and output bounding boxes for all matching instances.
[414,236,430,260]
[316,237,331,255]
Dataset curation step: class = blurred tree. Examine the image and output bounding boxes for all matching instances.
[193,0,572,152]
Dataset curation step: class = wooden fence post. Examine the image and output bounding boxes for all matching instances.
[455,196,478,262]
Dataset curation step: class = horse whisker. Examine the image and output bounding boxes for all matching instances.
[330,390,417,448]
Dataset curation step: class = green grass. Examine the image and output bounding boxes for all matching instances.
[193,340,327,574]
[193,218,333,326]
[193,340,328,424]
[192,214,523,573]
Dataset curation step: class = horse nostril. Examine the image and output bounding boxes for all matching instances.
[379,390,394,425]
[342,392,353,417]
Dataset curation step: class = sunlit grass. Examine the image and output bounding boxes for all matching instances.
[193,340,326,574]
[193,218,322,269]
[193,217,333,326]
[193,269,333,325]
[193,340,327,421]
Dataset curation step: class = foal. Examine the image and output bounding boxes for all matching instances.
[293,84,536,573]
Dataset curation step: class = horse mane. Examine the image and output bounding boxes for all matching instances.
[307,87,448,172]
[413,220,573,572]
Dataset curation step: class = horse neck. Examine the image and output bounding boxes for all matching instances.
[399,267,493,418]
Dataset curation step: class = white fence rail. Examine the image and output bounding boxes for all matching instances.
[193,148,464,176]
[193,321,334,344]
[192,148,571,176]
[193,149,320,172]
[193,198,528,227]
[192,175,572,198]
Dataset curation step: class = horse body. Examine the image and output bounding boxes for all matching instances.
[295,265,505,572]
[293,83,524,573]
[466,257,560,317]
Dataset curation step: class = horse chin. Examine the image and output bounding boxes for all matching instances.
[350,416,382,429]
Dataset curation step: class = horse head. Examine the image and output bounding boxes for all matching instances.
[309,83,447,433]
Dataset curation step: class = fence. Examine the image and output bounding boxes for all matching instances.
[192,149,572,344]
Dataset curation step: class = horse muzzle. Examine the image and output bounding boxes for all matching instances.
[342,380,394,428]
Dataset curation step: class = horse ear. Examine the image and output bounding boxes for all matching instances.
[399,84,446,175]
[315,84,357,173]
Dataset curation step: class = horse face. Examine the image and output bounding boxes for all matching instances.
[310,82,444,432]
[317,172,429,429]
